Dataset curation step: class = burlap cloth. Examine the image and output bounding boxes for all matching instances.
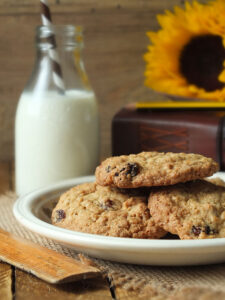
[2,192,225,299]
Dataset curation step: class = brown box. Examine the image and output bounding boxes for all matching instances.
[112,104,225,170]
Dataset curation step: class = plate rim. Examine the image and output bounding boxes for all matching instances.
[13,172,225,252]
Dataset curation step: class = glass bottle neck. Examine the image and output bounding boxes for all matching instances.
[25,25,91,94]
[36,25,83,51]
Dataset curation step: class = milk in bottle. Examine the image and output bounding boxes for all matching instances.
[15,25,99,195]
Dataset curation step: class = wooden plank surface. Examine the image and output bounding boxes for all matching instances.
[15,270,112,300]
[0,162,13,300]
[0,0,206,161]
[0,262,12,300]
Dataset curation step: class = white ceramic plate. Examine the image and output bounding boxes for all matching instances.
[13,172,225,266]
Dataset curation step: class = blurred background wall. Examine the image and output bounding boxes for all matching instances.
[0,0,206,161]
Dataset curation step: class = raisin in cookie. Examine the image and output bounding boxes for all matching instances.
[148,179,225,239]
[52,182,166,238]
[95,152,218,188]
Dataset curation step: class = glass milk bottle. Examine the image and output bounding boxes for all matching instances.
[15,25,99,195]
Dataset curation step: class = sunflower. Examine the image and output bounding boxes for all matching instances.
[144,0,225,101]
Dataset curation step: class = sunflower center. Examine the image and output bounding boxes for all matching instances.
[179,34,225,91]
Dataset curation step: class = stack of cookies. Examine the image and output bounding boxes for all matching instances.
[52,152,225,239]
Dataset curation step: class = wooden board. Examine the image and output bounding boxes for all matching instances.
[0,0,206,161]
[0,228,101,284]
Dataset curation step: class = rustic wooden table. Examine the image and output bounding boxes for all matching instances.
[0,162,136,300]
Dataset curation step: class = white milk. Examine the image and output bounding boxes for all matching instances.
[15,90,99,195]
